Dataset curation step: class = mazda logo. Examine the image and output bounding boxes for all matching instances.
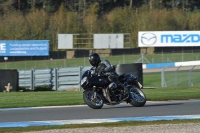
[141,33,157,46]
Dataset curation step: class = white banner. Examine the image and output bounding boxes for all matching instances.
[94,34,124,49]
[138,31,200,47]
[58,34,73,49]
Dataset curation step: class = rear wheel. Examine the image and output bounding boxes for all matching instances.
[83,90,104,109]
[128,86,146,107]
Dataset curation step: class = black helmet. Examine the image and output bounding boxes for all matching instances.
[89,53,101,66]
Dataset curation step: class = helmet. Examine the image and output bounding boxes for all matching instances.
[89,53,101,66]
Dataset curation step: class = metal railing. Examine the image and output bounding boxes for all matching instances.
[19,66,92,91]
[161,65,200,87]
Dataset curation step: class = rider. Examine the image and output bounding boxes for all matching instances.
[89,53,128,95]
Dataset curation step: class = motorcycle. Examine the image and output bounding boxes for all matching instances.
[80,68,146,109]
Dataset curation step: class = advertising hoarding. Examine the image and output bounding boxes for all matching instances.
[58,34,73,49]
[94,34,124,49]
[138,31,200,47]
[0,40,49,56]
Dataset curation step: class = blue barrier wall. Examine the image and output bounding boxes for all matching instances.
[145,62,175,69]
[143,61,200,69]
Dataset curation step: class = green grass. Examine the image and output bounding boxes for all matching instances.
[1,52,200,70]
[0,91,84,108]
[0,86,200,108]
[144,86,200,101]
[143,72,161,87]
[1,119,200,133]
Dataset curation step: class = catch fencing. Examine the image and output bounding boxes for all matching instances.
[2,49,200,70]
[161,65,200,87]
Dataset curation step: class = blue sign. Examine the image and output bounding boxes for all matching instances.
[139,31,200,47]
[161,34,200,43]
[0,40,49,56]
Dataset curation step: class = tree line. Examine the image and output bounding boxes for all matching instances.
[1,0,200,13]
[0,0,200,50]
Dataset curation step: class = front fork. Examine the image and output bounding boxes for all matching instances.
[91,86,97,99]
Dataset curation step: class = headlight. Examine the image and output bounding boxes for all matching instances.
[81,77,87,86]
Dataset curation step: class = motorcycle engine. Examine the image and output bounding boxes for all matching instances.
[108,82,123,103]
[108,82,117,92]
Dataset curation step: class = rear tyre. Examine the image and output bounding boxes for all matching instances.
[128,86,146,107]
[83,90,104,109]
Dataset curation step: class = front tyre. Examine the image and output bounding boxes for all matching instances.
[128,86,146,107]
[83,90,104,109]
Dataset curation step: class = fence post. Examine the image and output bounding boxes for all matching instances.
[79,66,83,91]
[182,48,184,61]
[31,69,34,90]
[54,68,58,90]
[161,67,167,87]
[174,65,181,86]
[135,53,150,64]
[123,53,125,64]
[188,66,195,86]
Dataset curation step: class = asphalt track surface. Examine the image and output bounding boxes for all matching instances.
[1,66,200,127]
[0,100,200,123]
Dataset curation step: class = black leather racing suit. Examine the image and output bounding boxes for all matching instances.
[92,60,126,93]
[93,60,117,77]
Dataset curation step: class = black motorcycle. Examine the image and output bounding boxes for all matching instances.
[80,68,146,109]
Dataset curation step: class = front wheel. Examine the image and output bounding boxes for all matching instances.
[83,90,104,109]
[127,86,146,107]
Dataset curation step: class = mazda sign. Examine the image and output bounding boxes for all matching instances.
[141,33,157,46]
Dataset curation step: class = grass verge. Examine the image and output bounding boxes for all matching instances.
[1,119,200,133]
[0,86,200,108]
